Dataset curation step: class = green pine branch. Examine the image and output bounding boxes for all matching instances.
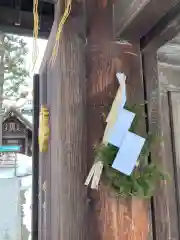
[95,103,170,199]
[0,34,29,102]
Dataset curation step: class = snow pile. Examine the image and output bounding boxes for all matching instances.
[23,187,32,240]
[0,153,32,179]
[16,153,32,177]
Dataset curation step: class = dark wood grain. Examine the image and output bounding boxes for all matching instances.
[158,33,180,67]
[114,0,180,41]
[39,4,91,236]
[86,41,150,238]
[50,24,88,240]
[86,1,149,238]
[32,74,40,240]
[38,1,150,239]
[141,2,180,53]
[142,51,180,239]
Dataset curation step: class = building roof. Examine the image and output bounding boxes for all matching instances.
[22,115,32,125]
[3,107,32,131]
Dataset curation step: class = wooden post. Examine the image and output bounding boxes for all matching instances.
[86,1,149,239]
[43,1,90,239]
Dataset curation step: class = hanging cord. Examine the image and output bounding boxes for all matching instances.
[32,0,72,66]
[32,0,39,72]
[50,0,72,66]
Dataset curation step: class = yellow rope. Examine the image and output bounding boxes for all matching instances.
[39,105,50,152]
[32,0,39,71]
[33,0,72,67]
[50,0,72,66]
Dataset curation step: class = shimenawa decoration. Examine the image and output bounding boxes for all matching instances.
[85,72,169,199]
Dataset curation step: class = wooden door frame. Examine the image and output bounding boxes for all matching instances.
[140,5,180,240]
[142,52,180,239]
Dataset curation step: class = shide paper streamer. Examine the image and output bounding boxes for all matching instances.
[85,72,145,190]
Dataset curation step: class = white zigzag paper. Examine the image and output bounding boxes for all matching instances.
[106,108,135,148]
[103,72,127,143]
[104,72,145,176]
[112,132,145,175]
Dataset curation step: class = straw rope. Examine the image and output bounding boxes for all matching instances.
[50,0,72,65]
[32,0,39,71]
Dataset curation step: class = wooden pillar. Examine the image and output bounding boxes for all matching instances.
[47,2,89,239]
[86,1,149,239]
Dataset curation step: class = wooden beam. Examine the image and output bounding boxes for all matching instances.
[141,2,180,52]
[0,6,53,38]
[114,0,180,41]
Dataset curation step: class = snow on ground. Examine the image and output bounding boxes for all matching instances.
[21,175,32,189]
[0,153,32,239]
[23,187,32,240]
[22,176,32,240]
[0,153,32,179]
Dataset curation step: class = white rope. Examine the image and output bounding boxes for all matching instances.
[84,161,103,189]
